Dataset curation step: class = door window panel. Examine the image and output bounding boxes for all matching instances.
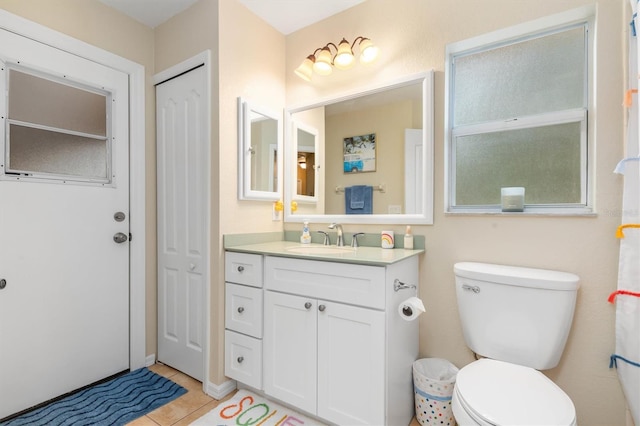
[5,66,111,183]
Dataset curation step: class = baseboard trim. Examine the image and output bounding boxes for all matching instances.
[144,354,156,367]
[206,379,237,400]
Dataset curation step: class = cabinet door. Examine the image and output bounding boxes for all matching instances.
[317,301,385,426]
[263,291,317,414]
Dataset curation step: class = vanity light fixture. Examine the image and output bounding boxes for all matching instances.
[294,36,379,81]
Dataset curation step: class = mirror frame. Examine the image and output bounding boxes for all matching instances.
[284,71,434,224]
[292,120,319,203]
[237,97,282,201]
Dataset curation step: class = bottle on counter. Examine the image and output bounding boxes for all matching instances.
[404,225,414,249]
[300,220,311,244]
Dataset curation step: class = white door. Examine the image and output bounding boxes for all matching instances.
[0,30,130,418]
[405,128,423,214]
[156,66,208,381]
[263,291,317,414]
[317,301,385,425]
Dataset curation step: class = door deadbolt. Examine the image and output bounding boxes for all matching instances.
[114,212,126,222]
[113,232,128,243]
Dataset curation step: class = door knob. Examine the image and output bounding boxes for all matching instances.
[113,232,128,243]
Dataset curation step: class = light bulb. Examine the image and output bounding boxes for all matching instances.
[294,56,314,81]
[359,38,379,64]
[334,38,354,70]
[313,47,333,75]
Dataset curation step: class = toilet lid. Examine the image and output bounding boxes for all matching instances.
[455,359,576,426]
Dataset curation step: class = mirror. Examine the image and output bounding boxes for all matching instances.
[293,120,319,202]
[237,97,282,201]
[284,71,434,224]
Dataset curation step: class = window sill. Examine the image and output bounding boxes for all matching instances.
[445,209,596,217]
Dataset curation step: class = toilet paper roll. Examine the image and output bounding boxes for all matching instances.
[398,296,425,321]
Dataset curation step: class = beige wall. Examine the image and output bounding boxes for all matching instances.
[285,1,628,424]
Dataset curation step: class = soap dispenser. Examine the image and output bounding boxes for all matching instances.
[300,220,311,244]
[404,226,414,249]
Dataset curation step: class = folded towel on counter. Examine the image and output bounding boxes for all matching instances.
[345,185,373,214]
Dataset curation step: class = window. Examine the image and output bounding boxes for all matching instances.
[4,65,112,184]
[445,9,593,214]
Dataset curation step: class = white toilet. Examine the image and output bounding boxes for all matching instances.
[452,262,580,426]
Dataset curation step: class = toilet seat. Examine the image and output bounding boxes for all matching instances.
[454,359,576,426]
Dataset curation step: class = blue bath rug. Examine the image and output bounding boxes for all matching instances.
[1,367,187,426]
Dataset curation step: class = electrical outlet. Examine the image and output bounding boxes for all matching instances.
[388,205,402,214]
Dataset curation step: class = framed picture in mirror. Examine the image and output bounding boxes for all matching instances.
[343,133,376,173]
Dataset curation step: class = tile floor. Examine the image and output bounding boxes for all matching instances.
[126,363,236,426]
[130,363,421,426]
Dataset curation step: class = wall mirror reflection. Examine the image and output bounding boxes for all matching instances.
[237,97,282,201]
[284,71,434,224]
[293,121,318,201]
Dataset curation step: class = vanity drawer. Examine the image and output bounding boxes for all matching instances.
[265,256,385,309]
[225,252,263,287]
[225,330,262,390]
[225,283,263,338]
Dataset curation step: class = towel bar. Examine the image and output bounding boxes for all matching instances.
[335,184,385,194]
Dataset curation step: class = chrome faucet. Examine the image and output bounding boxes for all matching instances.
[317,231,330,245]
[328,223,344,246]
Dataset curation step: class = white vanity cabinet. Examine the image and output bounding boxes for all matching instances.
[262,255,419,426]
[224,252,264,389]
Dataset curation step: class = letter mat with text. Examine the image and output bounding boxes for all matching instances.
[191,389,326,426]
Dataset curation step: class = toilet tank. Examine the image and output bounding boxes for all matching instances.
[454,262,580,370]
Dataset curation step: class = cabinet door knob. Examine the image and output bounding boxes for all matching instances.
[318,304,326,312]
[237,265,245,272]
[237,306,245,313]
[304,302,312,310]
[237,356,244,363]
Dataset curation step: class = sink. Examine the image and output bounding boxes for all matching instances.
[285,245,355,255]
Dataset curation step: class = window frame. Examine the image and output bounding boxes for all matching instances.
[2,63,114,186]
[444,6,595,215]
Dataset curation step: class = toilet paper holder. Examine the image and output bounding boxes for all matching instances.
[394,279,416,292]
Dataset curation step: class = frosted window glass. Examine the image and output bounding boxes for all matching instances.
[8,124,107,179]
[455,123,582,206]
[9,69,107,136]
[454,26,586,126]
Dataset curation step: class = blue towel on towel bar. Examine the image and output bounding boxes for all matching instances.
[345,185,373,214]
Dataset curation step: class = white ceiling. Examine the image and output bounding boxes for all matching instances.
[99,0,365,34]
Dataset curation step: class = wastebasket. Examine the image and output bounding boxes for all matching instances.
[413,358,459,426]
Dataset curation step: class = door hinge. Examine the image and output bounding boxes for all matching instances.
[129,233,133,242]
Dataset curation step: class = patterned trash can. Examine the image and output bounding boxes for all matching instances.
[413,358,459,426]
